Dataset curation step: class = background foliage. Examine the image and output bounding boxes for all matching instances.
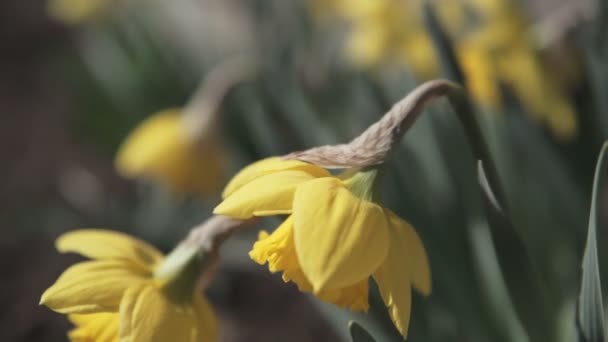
[2,0,608,341]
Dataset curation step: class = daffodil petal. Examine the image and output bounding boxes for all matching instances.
[193,293,219,341]
[114,109,225,195]
[68,313,119,342]
[119,284,216,342]
[316,279,370,312]
[222,157,329,198]
[250,216,370,312]
[373,260,412,337]
[40,260,149,314]
[385,209,431,295]
[115,109,183,178]
[371,209,431,337]
[293,177,389,292]
[56,229,163,269]
[215,171,317,219]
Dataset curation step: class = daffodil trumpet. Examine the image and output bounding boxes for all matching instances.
[115,57,256,197]
[40,215,248,342]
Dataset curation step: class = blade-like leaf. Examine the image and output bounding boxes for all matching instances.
[478,161,503,213]
[478,160,554,341]
[577,142,608,342]
[349,321,377,342]
[422,1,464,84]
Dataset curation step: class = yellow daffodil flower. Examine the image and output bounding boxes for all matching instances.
[312,0,578,139]
[214,157,431,336]
[115,109,224,197]
[47,0,114,25]
[68,313,118,342]
[40,229,218,342]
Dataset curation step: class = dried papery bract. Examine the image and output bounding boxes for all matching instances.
[284,79,456,168]
[284,79,507,209]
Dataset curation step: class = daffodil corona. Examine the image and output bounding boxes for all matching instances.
[214,157,431,336]
[40,229,218,342]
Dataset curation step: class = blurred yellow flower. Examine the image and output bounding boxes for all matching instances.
[313,0,578,139]
[40,229,218,342]
[47,0,113,25]
[214,157,431,336]
[115,109,224,197]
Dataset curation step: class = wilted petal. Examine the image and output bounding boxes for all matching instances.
[215,171,318,219]
[40,260,148,314]
[293,177,389,292]
[56,229,163,269]
[222,157,330,198]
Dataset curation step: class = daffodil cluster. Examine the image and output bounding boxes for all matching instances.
[312,0,577,139]
[214,157,431,336]
[40,229,218,342]
[115,109,224,197]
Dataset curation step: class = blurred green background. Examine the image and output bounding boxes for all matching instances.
[2,0,608,341]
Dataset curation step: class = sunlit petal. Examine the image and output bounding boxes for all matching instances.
[373,260,412,338]
[293,177,389,292]
[215,171,318,219]
[250,216,369,311]
[371,209,431,337]
[384,209,431,295]
[40,260,148,314]
[57,229,163,269]
[68,313,118,342]
[119,284,216,342]
[222,157,329,198]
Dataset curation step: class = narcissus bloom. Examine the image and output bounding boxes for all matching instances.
[115,109,224,196]
[214,157,431,336]
[312,0,578,140]
[40,229,218,342]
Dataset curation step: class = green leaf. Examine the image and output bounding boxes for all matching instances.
[577,142,608,342]
[349,321,377,342]
[478,160,555,341]
[422,1,464,85]
[478,161,503,213]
